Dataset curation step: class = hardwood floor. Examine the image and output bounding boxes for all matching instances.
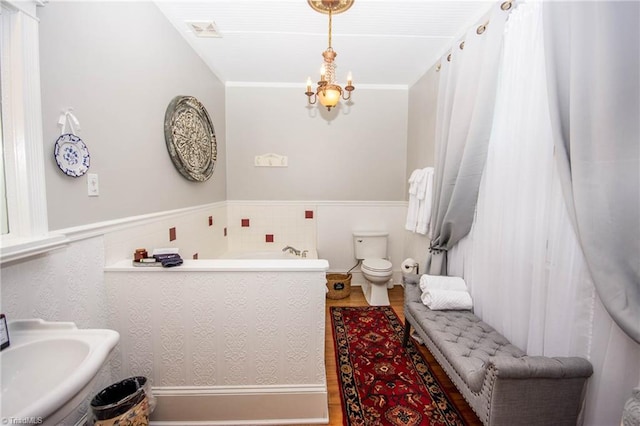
[321,285,482,426]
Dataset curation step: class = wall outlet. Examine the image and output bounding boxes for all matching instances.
[87,173,99,196]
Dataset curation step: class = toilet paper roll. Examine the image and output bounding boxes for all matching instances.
[401,258,418,274]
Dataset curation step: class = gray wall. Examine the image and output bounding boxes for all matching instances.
[403,65,439,270]
[225,86,408,201]
[406,65,439,186]
[39,2,226,230]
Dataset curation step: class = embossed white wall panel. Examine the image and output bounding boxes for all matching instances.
[105,267,327,422]
[105,269,326,388]
[1,236,107,328]
[0,236,116,421]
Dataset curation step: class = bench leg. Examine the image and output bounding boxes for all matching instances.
[403,320,411,347]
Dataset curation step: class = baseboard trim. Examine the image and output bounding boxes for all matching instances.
[149,384,328,425]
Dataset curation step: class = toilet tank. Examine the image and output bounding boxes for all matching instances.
[353,232,388,260]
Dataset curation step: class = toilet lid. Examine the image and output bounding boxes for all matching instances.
[362,258,392,272]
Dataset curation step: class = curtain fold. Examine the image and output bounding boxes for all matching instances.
[543,1,640,343]
[463,2,564,347]
[426,3,509,275]
[447,4,640,424]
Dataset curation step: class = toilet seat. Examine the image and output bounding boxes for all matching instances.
[362,258,392,273]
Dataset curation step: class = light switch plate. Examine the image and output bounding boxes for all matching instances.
[87,173,99,196]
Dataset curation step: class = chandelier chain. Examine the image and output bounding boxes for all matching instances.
[328,8,333,48]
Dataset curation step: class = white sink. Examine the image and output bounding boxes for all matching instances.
[0,319,119,424]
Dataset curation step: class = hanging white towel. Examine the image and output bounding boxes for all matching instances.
[405,168,426,231]
[421,289,473,310]
[415,167,434,234]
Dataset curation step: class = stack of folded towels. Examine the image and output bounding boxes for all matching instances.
[419,274,473,310]
[152,248,183,268]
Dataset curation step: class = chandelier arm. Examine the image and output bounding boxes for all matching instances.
[306,92,317,105]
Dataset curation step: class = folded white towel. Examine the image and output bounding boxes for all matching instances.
[421,289,473,310]
[419,274,467,292]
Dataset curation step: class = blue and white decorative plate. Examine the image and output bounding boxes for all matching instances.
[54,133,90,177]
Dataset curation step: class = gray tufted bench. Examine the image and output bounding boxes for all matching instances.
[402,274,593,426]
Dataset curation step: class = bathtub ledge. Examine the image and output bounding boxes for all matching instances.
[104,258,329,272]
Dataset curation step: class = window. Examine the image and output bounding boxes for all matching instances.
[0,1,66,263]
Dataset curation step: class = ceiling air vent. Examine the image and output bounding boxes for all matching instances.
[186,21,221,38]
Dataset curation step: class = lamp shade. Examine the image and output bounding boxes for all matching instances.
[318,85,342,109]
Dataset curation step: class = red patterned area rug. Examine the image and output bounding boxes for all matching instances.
[331,306,466,426]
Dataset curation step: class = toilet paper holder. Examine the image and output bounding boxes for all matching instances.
[401,258,419,275]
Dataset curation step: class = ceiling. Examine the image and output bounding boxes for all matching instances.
[155,1,494,88]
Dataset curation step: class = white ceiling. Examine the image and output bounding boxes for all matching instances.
[155,1,494,88]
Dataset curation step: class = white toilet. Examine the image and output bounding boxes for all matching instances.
[353,232,393,306]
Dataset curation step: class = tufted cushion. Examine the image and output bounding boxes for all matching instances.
[405,278,526,393]
[623,388,640,426]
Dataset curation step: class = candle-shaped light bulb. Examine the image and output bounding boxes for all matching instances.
[347,71,353,86]
[306,77,312,92]
[320,65,326,81]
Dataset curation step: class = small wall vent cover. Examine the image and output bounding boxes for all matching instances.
[187,21,222,38]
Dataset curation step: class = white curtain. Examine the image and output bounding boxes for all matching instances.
[448,3,640,425]
[427,3,509,274]
[543,1,640,344]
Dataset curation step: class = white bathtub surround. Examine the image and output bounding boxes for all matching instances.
[227,202,317,253]
[103,202,228,265]
[105,259,329,425]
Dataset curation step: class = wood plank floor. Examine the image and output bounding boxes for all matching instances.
[321,285,482,426]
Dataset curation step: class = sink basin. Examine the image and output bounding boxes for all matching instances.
[0,319,119,423]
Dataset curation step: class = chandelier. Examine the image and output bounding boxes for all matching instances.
[305,0,355,111]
